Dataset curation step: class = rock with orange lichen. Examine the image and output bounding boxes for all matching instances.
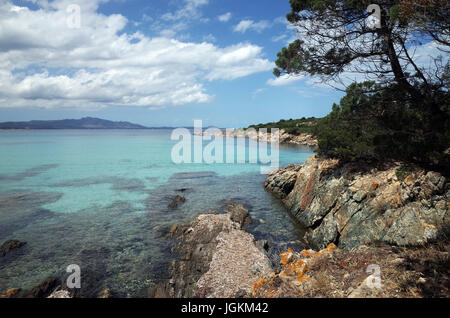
[265,155,449,250]
[253,241,450,298]
[280,248,294,265]
[253,243,338,297]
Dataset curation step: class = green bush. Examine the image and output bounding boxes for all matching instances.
[313,82,449,174]
[247,117,319,135]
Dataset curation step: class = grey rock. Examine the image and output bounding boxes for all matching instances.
[265,155,449,251]
[227,204,251,227]
[305,215,339,250]
[353,190,367,202]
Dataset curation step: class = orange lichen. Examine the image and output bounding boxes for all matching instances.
[253,278,266,293]
[255,243,340,295]
[296,274,311,283]
[395,192,403,206]
[404,175,414,185]
[372,182,379,190]
[300,250,312,257]
[325,243,337,253]
[280,248,294,265]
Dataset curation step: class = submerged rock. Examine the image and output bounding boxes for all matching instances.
[97,288,111,298]
[0,239,27,257]
[265,155,449,250]
[0,288,21,298]
[23,277,60,298]
[168,195,186,209]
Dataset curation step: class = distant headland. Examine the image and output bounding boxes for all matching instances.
[0,117,152,129]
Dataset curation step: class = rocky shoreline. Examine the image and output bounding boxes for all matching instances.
[150,154,448,298]
[196,129,318,148]
[264,155,449,251]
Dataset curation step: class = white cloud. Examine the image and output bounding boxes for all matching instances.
[233,20,271,33]
[271,34,287,43]
[218,12,231,22]
[267,75,304,86]
[0,1,273,109]
[252,88,266,99]
[202,34,216,42]
[152,0,209,38]
[161,0,208,22]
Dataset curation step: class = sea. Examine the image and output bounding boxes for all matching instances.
[0,129,314,297]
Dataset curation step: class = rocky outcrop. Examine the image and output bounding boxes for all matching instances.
[47,289,72,298]
[265,155,449,250]
[149,204,271,298]
[0,240,26,257]
[23,277,61,298]
[197,129,318,147]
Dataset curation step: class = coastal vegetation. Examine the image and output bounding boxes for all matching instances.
[247,117,319,135]
[253,0,450,175]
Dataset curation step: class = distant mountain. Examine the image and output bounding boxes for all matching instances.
[0,117,150,129]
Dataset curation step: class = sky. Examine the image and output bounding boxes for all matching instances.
[0,0,441,128]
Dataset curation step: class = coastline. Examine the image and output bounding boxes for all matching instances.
[195,129,318,148]
[150,154,449,298]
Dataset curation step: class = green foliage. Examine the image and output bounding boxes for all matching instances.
[389,5,401,22]
[313,82,450,174]
[313,82,384,162]
[271,1,450,174]
[247,117,319,135]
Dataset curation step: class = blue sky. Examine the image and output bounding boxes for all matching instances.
[0,0,346,127]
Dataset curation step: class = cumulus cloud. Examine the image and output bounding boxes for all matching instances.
[218,12,232,22]
[0,0,273,109]
[233,19,271,33]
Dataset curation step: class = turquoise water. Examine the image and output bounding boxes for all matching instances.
[0,129,314,297]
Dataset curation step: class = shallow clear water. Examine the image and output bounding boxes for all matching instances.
[0,129,314,297]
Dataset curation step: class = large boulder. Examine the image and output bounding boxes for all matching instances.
[149,204,271,298]
[265,155,449,250]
